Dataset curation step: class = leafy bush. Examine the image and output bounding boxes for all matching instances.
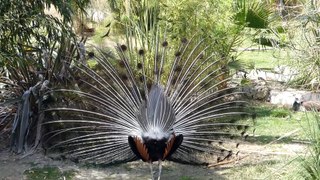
[0,1,89,154]
[101,0,273,87]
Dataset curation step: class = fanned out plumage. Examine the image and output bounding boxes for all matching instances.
[43,37,250,168]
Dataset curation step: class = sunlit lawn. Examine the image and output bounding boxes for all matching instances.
[251,104,313,142]
[218,104,318,180]
[238,49,290,70]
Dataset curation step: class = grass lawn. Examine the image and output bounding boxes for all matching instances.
[250,104,314,143]
[238,49,289,70]
[217,103,319,180]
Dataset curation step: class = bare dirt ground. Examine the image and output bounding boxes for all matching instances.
[0,140,308,180]
[0,150,223,180]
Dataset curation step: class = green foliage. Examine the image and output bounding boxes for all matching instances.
[233,0,271,29]
[286,2,320,90]
[103,0,273,84]
[0,1,89,154]
[162,0,244,63]
[0,1,89,89]
[163,0,272,61]
[300,112,320,180]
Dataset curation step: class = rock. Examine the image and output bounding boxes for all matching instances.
[274,65,297,76]
[301,101,320,111]
[242,80,270,100]
[269,89,304,106]
[269,89,320,108]
[236,66,297,83]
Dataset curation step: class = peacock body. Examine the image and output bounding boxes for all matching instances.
[44,37,249,179]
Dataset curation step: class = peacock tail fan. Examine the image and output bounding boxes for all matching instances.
[42,37,252,166]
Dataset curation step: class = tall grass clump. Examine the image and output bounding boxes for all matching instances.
[286,1,320,90]
[300,112,320,180]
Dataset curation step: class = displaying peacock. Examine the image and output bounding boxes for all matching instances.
[43,37,250,179]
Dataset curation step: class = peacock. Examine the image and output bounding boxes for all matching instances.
[43,37,250,179]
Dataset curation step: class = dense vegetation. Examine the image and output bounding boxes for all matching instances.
[0,0,319,179]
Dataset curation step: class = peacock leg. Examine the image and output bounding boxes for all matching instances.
[149,163,155,180]
[157,160,162,180]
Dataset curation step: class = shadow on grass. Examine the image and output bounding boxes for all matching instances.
[215,159,280,172]
[244,133,311,145]
[246,135,298,144]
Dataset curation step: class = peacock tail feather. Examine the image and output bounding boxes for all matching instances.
[43,37,250,167]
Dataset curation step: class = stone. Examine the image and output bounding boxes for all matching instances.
[242,80,270,100]
[301,101,320,111]
[269,89,320,108]
[234,66,297,83]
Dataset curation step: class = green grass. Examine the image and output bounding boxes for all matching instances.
[238,49,289,70]
[220,104,318,180]
[250,105,315,144]
[179,176,194,180]
[299,113,320,180]
[24,166,77,180]
[22,105,315,180]
[222,158,303,180]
